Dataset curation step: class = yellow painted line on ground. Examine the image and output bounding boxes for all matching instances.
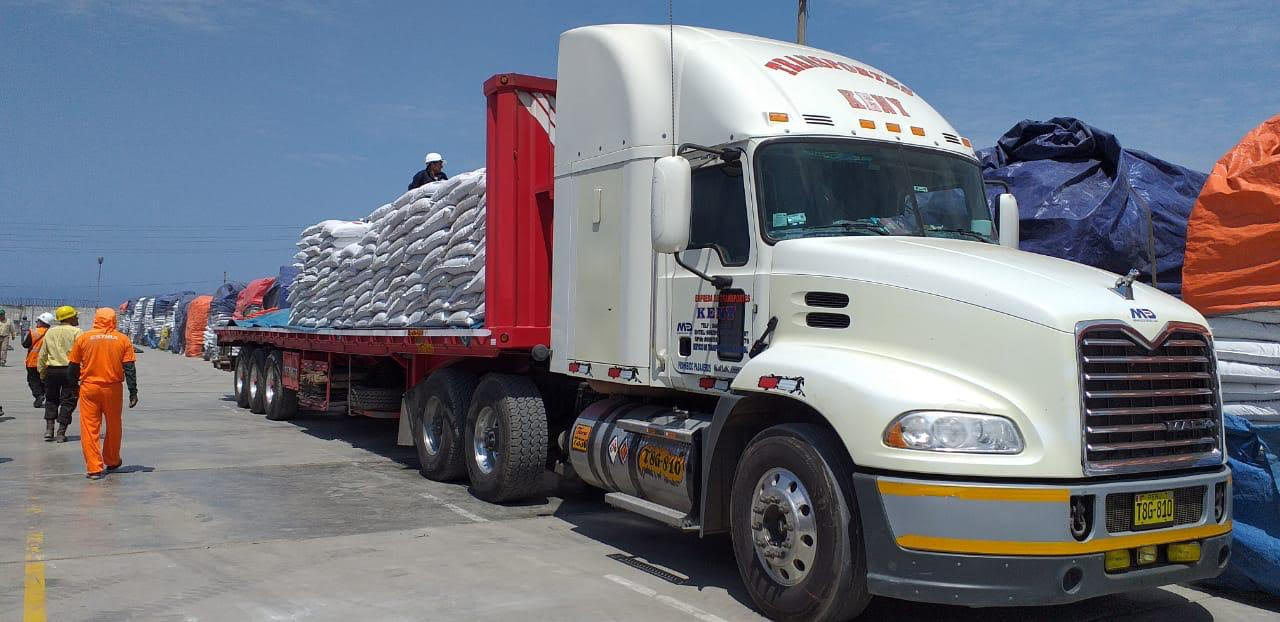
[877,480,1070,503]
[896,521,1232,556]
[24,530,46,622]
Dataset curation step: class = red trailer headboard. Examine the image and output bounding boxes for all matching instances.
[483,73,556,349]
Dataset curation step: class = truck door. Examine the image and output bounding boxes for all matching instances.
[664,160,757,392]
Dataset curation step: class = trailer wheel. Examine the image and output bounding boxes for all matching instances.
[407,367,478,481]
[730,424,870,622]
[248,348,270,414]
[234,348,254,408]
[263,350,298,421]
[464,374,548,502]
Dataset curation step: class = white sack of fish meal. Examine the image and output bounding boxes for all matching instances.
[288,168,487,329]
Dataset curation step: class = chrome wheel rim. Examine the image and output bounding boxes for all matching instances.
[472,407,500,475]
[265,367,278,407]
[751,467,818,586]
[422,396,445,457]
[249,367,260,402]
[235,365,245,394]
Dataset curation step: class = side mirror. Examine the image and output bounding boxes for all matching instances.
[997,193,1020,249]
[651,156,691,253]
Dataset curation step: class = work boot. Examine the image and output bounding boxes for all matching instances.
[55,424,68,443]
[44,421,55,441]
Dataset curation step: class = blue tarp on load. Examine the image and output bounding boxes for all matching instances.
[229,308,292,328]
[979,118,1209,296]
[1207,415,1280,596]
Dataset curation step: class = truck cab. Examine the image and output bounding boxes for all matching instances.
[550,25,1230,620]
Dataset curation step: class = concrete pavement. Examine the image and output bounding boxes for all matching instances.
[0,351,1275,621]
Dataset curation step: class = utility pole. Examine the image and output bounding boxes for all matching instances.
[797,0,808,45]
[96,256,104,308]
[223,271,227,284]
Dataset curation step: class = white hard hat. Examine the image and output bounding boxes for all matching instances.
[424,152,445,165]
[37,312,55,326]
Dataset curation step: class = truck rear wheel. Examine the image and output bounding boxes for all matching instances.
[248,348,270,414]
[464,374,548,502]
[263,350,298,421]
[730,423,870,622]
[234,348,254,408]
[407,367,478,481]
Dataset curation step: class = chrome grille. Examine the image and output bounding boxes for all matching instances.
[1104,486,1205,533]
[1078,325,1221,475]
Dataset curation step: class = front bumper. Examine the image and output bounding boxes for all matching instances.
[854,469,1232,607]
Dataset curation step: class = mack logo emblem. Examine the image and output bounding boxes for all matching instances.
[637,445,686,485]
[570,424,591,452]
[1165,419,1213,432]
[1130,308,1157,321]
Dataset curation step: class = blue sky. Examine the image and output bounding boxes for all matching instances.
[3,0,1277,304]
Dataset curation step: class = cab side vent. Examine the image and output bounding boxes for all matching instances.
[806,313,850,329]
[942,132,962,145]
[802,114,835,126]
[804,291,849,308]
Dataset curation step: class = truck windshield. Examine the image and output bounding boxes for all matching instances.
[755,139,994,243]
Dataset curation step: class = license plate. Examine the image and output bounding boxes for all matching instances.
[1134,491,1175,527]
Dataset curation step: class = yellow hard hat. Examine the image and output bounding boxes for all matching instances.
[55,306,77,322]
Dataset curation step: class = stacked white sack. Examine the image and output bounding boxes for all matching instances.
[287,169,487,329]
[1210,310,1280,422]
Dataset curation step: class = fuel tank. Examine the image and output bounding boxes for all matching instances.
[568,397,710,514]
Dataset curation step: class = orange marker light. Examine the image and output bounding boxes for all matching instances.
[961,137,972,147]
[910,126,926,136]
[886,122,902,133]
[767,112,790,123]
[859,119,876,129]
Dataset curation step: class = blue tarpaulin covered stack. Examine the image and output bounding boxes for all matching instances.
[263,265,299,312]
[204,281,245,358]
[978,117,1208,296]
[169,292,201,354]
[1209,415,1280,595]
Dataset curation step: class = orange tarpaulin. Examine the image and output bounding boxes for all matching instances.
[184,295,212,357]
[1183,115,1280,315]
[234,277,275,320]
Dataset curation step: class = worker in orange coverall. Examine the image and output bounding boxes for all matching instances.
[68,308,139,480]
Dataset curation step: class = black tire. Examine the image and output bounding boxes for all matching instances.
[234,349,254,408]
[248,348,270,414]
[463,374,548,502]
[406,367,479,481]
[264,350,298,421]
[730,423,870,622]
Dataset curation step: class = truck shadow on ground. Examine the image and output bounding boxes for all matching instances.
[274,407,418,468]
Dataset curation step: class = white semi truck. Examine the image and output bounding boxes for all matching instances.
[219,25,1232,620]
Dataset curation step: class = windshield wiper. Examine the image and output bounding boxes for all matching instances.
[925,228,991,242]
[804,222,890,236]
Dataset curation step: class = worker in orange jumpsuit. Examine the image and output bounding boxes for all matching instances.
[22,312,54,408]
[68,308,139,480]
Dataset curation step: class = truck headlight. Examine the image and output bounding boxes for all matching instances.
[883,411,1024,454]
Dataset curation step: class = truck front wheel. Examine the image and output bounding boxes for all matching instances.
[463,374,548,502]
[730,423,870,621]
[407,367,478,481]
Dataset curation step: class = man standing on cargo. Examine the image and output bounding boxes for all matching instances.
[0,308,16,366]
[23,312,54,408]
[408,152,448,190]
[38,306,83,442]
[69,308,138,480]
